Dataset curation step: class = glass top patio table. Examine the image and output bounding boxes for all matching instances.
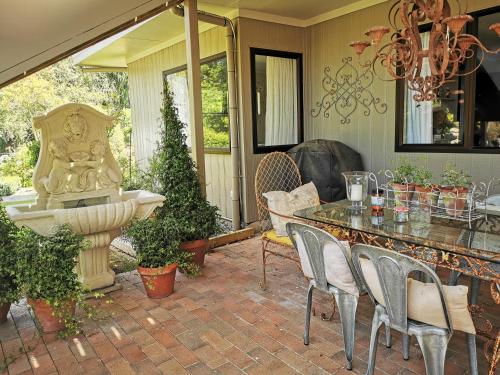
[294,200,500,268]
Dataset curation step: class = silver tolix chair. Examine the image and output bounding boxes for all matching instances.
[351,244,457,375]
[286,222,364,370]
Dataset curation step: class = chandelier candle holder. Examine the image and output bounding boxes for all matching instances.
[350,0,500,101]
[342,171,371,211]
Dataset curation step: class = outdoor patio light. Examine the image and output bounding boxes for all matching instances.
[350,0,500,101]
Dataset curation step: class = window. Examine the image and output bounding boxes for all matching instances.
[395,6,500,153]
[163,54,229,151]
[250,48,303,154]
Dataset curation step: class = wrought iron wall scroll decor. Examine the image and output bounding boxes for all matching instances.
[311,57,387,124]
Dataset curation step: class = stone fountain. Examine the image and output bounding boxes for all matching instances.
[7,103,165,291]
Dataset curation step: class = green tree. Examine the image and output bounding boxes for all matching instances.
[149,81,220,241]
[0,57,133,191]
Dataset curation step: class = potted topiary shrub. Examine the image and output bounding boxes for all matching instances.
[148,81,221,267]
[15,225,87,333]
[439,164,471,217]
[125,217,197,298]
[391,159,418,206]
[0,205,20,323]
[414,167,438,211]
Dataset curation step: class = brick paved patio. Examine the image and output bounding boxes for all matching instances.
[0,236,495,374]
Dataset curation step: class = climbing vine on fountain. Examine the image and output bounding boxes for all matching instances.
[148,81,221,242]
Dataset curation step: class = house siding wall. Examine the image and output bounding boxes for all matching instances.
[236,17,309,223]
[306,0,500,188]
[127,26,234,219]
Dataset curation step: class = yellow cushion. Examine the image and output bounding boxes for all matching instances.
[262,229,293,247]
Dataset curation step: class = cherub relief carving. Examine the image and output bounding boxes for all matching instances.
[42,139,84,194]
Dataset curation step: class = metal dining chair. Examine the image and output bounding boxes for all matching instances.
[286,222,364,370]
[351,244,476,375]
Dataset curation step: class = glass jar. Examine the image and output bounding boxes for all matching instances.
[342,171,370,211]
[393,206,409,223]
[370,189,385,211]
[371,209,384,226]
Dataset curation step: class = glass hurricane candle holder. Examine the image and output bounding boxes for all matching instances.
[342,171,370,211]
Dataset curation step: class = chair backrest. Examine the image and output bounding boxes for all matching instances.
[351,244,453,334]
[255,152,302,231]
[286,222,363,293]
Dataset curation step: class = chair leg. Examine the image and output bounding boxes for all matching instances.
[366,309,383,375]
[304,283,314,345]
[260,242,267,290]
[467,277,480,375]
[334,292,358,370]
[384,324,392,348]
[448,270,460,286]
[415,334,449,375]
[402,334,410,360]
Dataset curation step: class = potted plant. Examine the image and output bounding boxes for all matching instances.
[440,164,471,217]
[391,159,418,206]
[15,225,86,333]
[0,205,20,323]
[413,167,438,211]
[125,217,197,298]
[148,81,221,267]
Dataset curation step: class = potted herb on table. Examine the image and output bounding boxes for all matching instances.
[15,225,87,333]
[125,217,197,298]
[439,164,471,217]
[148,82,221,267]
[391,159,418,206]
[0,205,20,323]
[414,167,438,211]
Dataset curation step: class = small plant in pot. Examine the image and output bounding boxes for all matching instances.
[413,167,438,211]
[148,81,221,268]
[15,225,87,333]
[440,164,471,217]
[125,217,197,299]
[391,159,419,206]
[0,205,20,323]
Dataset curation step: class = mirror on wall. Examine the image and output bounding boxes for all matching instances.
[250,48,303,153]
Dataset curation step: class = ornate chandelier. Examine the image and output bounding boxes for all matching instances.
[350,0,500,101]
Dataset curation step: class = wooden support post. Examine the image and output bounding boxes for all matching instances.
[183,0,206,197]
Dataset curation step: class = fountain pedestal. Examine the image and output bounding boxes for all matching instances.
[6,104,164,290]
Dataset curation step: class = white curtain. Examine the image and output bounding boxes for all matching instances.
[166,71,191,147]
[405,32,433,144]
[265,56,298,145]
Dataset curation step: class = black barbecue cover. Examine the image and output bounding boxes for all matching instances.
[287,139,364,202]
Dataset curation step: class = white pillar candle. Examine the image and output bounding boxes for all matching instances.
[350,184,363,201]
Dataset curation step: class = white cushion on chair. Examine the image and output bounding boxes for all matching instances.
[263,182,320,236]
[359,259,475,334]
[293,234,359,297]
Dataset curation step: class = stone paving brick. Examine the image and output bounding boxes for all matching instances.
[104,358,135,375]
[141,342,172,365]
[193,344,227,369]
[157,358,188,375]
[200,329,232,352]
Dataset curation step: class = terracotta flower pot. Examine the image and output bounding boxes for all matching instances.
[181,239,209,267]
[440,186,469,217]
[28,298,76,333]
[415,185,439,211]
[0,302,11,323]
[138,264,177,299]
[391,182,415,207]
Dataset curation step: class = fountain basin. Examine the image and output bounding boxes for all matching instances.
[7,190,164,290]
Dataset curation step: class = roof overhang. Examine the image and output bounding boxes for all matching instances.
[0,0,183,88]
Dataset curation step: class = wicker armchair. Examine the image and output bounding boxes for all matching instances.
[255,152,303,290]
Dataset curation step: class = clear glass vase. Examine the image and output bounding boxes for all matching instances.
[342,171,370,211]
